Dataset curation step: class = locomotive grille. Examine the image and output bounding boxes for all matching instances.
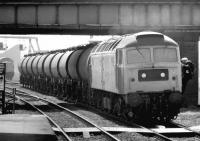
[138,69,168,81]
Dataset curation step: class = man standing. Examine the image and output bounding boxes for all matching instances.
[181,57,194,93]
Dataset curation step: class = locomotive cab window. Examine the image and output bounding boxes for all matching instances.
[153,48,177,62]
[126,48,151,64]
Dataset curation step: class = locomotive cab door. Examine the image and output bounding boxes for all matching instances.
[116,49,124,93]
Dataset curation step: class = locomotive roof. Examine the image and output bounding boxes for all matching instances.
[89,31,178,53]
[117,31,178,49]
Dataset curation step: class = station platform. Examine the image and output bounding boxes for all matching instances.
[0,114,57,141]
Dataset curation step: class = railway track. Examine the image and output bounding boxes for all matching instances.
[170,122,200,140]
[5,87,121,141]
[5,85,200,141]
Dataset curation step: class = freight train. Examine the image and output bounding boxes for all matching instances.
[18,31,183,121]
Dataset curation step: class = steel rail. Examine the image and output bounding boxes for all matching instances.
[77,102,174,141]
[170,121,200,139]
[6,86,173,141]
[5,92,72,141]
[129,123,174,141]
[5,85,198,141]
[6,87,121,141]
[6,86,174,141]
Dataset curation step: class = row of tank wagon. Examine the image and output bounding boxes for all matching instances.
[18,42,99,98]
[19,31,183,120]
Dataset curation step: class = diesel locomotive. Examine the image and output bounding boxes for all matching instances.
[18,31,183,121]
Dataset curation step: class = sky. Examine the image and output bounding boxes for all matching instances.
[0,35,112,50]
[0,35,112,57]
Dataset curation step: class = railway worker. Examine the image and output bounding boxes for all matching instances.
[181,57,194,93]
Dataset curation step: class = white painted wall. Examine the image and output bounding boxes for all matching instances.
[0,45,21,82]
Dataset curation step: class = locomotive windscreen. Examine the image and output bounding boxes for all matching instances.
[126,47,178,64]
[127,48,151,64]
[154,48,177,62]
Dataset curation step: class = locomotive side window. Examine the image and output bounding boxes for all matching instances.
[126,48,151,64]
[154,48,177,62]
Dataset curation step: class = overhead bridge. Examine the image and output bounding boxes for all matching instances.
[0,0,200,34]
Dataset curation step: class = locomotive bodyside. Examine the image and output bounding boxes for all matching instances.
[90,52,118,93]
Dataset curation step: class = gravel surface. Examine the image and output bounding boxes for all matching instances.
[66,106,153,141]
[115,132,156,141]
[174,106,200,127]
[12,99,40,115]
[9,85,65,104]
[45,110,91,128]
[9,85,151,140]
[71,107,126,127]
[18,95,91,129]
[70,134,112,141]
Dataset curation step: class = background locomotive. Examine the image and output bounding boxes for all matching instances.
[18,31,183,121]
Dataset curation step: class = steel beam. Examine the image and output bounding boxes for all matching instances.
[0,2,199,34]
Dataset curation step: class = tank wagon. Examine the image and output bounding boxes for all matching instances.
[18,31,183,121]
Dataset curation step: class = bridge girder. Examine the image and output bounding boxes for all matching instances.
[0,1,199,34]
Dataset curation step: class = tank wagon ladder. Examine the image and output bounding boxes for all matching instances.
[5,87,121,141]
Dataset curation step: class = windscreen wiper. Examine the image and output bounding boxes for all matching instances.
[135,46,145,60]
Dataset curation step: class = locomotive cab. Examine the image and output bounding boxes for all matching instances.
[123,44,181,94]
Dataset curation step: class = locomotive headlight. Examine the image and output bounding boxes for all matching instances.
[160,72,165,78]
[141,73,146,78]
